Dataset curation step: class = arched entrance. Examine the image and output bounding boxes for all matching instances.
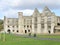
[7,29,10,33]
[25,30,27,33]
[48,30,50,34]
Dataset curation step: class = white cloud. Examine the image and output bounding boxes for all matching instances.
[19,9,34,16]
[0,0,60,10]
[2,9,34,18]
[0,0,22,5]
[0,0,60,19]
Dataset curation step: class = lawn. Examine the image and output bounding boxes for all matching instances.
[37,34,60,38]
[0,34,60,45]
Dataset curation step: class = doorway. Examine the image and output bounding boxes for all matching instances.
[7,29,10,33]
[48,30,50,34]
[25,30,27,33]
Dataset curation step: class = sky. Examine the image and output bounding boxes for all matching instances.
[0,0,60,19]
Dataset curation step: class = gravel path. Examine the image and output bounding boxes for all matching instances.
[15,34,60,42]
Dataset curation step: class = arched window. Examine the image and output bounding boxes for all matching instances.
[28,30,30,32]
[27,25,29,28]
[17,30,19,32]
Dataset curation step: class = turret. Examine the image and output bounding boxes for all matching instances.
[18,12,24,34]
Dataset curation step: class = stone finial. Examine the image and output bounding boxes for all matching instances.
[4,16,6,20]
[33,8,39,14]
[32,8,40,17]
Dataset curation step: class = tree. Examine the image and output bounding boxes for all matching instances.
[0,20,3,40]
[0,20,3,31]
[0,25,3,31]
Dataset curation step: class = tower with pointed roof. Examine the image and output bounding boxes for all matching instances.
[43,6,51,12]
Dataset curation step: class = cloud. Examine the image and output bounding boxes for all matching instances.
[2,9,34,18]
[9,0,60,9]
[0,0,60,19]
[0,0,60,10]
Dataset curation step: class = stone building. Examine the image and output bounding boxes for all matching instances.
[4,6,60,34]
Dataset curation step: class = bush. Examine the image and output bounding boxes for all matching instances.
[33,33,36,37]
[29,33,31,36]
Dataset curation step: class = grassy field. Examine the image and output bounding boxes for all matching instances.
[37,34,60,38]
[0,34,60,45]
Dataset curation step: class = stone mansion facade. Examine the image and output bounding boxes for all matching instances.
[4,6,60,34]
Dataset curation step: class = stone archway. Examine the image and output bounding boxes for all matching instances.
[48,30,50,34]
[7,29,10,33]
[25,30,27,33]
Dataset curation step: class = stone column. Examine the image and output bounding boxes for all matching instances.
[32,17,35,34]
[51,23,54,34]
[18,12,24,34]
[44,16,48,33]
[4,16,8,33]
[51,15,55,34]
[37,16,41,34]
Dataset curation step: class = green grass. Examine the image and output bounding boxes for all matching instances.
[37,34,60,38]
[0,34,60,45]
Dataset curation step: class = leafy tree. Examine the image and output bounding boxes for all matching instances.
[0,19,3,40]
[0,19,3,31]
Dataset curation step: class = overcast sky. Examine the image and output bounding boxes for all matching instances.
[0,0,60,19]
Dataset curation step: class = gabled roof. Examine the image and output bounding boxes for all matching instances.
[43,6,51,12]
[33,8,39,14]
